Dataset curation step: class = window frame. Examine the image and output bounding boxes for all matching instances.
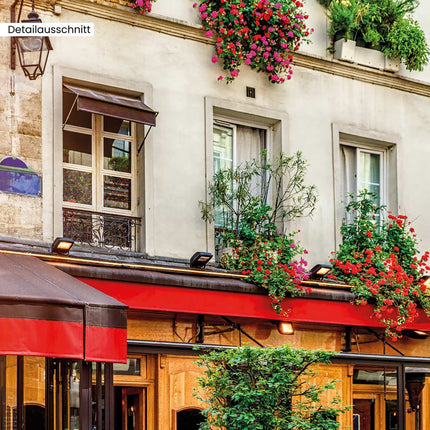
[62,97,138,217]
[204,97,288,256]
[332,123,399,249]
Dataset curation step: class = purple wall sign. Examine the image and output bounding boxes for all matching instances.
[0,157,41,197]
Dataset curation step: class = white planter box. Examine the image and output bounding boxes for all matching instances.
[384,56,400,73]
[334,39,399,72]
[333,38,355,63]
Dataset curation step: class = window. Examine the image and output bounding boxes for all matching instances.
[340,144,388,223]
[62,86,140,251]
[213,120,267,228]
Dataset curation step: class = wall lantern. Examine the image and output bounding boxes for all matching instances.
[10,0,53,80]
[405,372,426,412]
[309,264,332,279]
[277,321,294,335]
[51,237,74,255]
[190,252,213,269]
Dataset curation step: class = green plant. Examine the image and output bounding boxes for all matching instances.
[194,0,314,83]
[322,0,428,71]
[195,346,347,430]
[200,152,317,313]
[384,16,430,71]
[330,191,430,339]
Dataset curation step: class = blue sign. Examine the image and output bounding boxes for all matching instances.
[0,157,41,197]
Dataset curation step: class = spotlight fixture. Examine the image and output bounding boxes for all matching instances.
[190,251,213,269]
[51,237,74,255]
[277,321,294,335]
[403,329,429,340]
[309,264,332,279]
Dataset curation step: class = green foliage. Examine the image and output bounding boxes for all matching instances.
[384,17,430,71]
[201,151,317,231]
[323,0,428,71]
[195,346,346,430]
[330,190,430,339]
[200,152,317,314]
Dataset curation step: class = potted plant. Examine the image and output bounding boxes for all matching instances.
[201,151,317,314]
[319,0,429,72]
[195,345,347,430]
[193,0,314,83]
[329,191,430,340]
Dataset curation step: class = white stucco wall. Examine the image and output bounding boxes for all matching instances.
[30,0,430,264]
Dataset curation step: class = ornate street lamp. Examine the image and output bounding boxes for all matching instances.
[10,0,53,80]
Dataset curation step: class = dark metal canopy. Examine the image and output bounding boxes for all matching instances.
[0,252,127,362]
[64,84,157,126]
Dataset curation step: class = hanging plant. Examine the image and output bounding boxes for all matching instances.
[200,151,317,314]
[329,191,430,340]
[129,0,155,15]
[194,0,314,83]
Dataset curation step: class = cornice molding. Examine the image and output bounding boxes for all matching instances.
[56,0,430,98]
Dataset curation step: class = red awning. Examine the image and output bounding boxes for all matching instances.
[0,254,127,362]
[81,278,430,331]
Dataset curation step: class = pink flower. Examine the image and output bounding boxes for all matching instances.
[211,11,217,18]
[211,56,219,63]
[201,12,207,18]
[245,58,251,65]
[230,70,239,77]
[205,30,213,37]
[136,0,143,6]
[199,3,206,11]
[193,2,197,7]
[271,74,279,81]
[217,75,223,81]
[275,2,282,8]
[263,52,269,58]
[287,31,294,38]
[290,243,296,248]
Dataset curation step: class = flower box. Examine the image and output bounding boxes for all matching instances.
[334,39,400,73]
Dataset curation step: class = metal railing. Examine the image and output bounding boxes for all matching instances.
[63,208,141,252]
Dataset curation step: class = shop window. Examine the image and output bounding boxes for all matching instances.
[62,86,142,252]
[176,408,204,430]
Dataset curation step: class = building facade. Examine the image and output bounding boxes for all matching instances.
[2,0,430,429]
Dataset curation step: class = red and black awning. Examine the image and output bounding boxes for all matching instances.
[0,253,127,362]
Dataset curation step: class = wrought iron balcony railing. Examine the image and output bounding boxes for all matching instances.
[63,208,141,252]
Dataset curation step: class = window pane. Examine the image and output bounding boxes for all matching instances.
[24,357,45,430]
[103,138,131,173]
[213,125,233,228]
[63,131,92,167]
[63,90,92,128]
[104,176,131,210]
[103,117,131,135]
[63,169,92,205]
[359,152,381,201]
[113,359,141,376]
[213,124,233,172]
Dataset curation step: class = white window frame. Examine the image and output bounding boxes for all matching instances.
[332,123,399,249]
[62,110,138,217]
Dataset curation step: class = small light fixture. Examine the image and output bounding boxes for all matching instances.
[403,329,429,340]
[190,251,213,269]
[277,321,294,335]
[405,372,426,412]
[309,264,332,279]
[51,237,74,255]
[11,0,53,80]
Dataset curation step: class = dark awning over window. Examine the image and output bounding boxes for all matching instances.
[0,253,127,362]
[64,84,157,127]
